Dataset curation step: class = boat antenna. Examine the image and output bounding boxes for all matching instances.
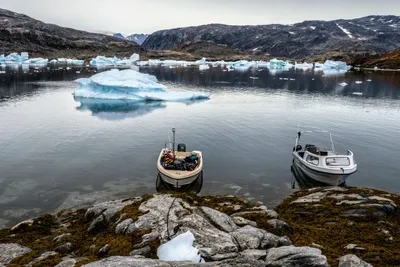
[172,128,176,159]
[330,132,335,153]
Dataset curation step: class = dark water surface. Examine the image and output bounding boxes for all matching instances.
[0,65,399,227]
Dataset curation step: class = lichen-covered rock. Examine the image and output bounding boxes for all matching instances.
[98,244,110,258]
[265,246,328,267]
[200,206,238,233]
[85,198,140,221]
[0,243,32,264]
[28,251,58,267]
[88,214,107,233]
[82,257,217,267]
[115,218,134,234]
[239,249,267,260]
[291,192,329,204]
[338,254,372,267]
[130,246,151,257]
[53,233,72,242]
[267,219,291,231]
[55,242,73,254]
[231,225,280,250]
[231,216,257,227]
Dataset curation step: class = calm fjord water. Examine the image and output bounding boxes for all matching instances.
[0,65,399,227]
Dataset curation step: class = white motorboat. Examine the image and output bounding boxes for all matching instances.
[157,128,203,188]
[292,130,357,185]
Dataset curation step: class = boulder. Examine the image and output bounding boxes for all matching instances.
[85,198,140,221]
[265,246,328,267]
[200,206,238,232]
[239,249,267,260]
[115,218,134,234]
[98,244,110,257]
[53,233,72,242]
[130,246,151,257]
[0,243,32,264]
[55,242,73,254]
[338,254,372,267]
[231,216,257,227]
[88,214,107,234]
[81,257,216,267]
[231,225,280,250]
[267,219,291,231]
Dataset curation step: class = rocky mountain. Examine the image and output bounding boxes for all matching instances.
[143,16,400,59]
[126,34,149,45]
[357,48,400,69]
[0,8,144,60]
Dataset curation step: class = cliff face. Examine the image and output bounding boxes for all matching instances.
[0,9,144,60]
[143,16,400,59]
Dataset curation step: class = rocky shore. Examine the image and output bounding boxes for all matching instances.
[0,187,398,267]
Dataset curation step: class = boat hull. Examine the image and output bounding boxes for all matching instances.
[159,171,201,188]
[293,157,353,186]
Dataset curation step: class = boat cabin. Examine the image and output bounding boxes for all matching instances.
[294,144,353,168]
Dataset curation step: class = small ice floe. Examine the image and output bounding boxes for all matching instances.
[338,82,348,86]
[76,71,81,74]
[157,231,204,262]
[66,67,71,70]
[290,78,296,81]
[283,78,289,80]
[352,92,363,96]
[199,64,210,71]
[367,79,372,82]
[249,76,259,80]
[355,81,363,84]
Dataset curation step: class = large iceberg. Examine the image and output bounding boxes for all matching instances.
[157,231,204,262]
[74,69,209,102]
[5,52,29,64]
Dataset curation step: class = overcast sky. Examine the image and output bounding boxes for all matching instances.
[0,0,399,35]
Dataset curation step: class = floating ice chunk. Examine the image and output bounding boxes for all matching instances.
[355,81,363,84]
[250,76,259,79]
[352,92,363,96]
[323,60,350,70]
[5,52,29,64]
[130,53,140,62]
[199,64,210,71]
[314,62,324,69]
[196,58,207,64]
[50,59,57,64]
[0,54,5,63]
[295,62,313,70]
[24,58,49,65]
[367,79,372,82]
[90,56,118,66]
[339,82,348,86]
[269,58,287,69]
[74,69,209,102]
[157,231,203,262]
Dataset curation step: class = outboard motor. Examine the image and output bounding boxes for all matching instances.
[177,143,186,152]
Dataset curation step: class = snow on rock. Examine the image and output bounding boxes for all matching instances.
[336,23,354,38]
[157,231,203,262]
[74,69,209,102]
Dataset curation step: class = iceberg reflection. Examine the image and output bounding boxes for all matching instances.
[74,97,166,120]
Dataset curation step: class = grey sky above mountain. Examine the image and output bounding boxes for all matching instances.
[0,0,399,35]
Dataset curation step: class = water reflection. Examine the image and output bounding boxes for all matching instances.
[290,163,331,189]
[74,97,166,120]
[155,173,203,194]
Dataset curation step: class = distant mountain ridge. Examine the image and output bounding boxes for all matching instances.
[143,15,400,59]
[0,8,143,59]
[126,34,149,45]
